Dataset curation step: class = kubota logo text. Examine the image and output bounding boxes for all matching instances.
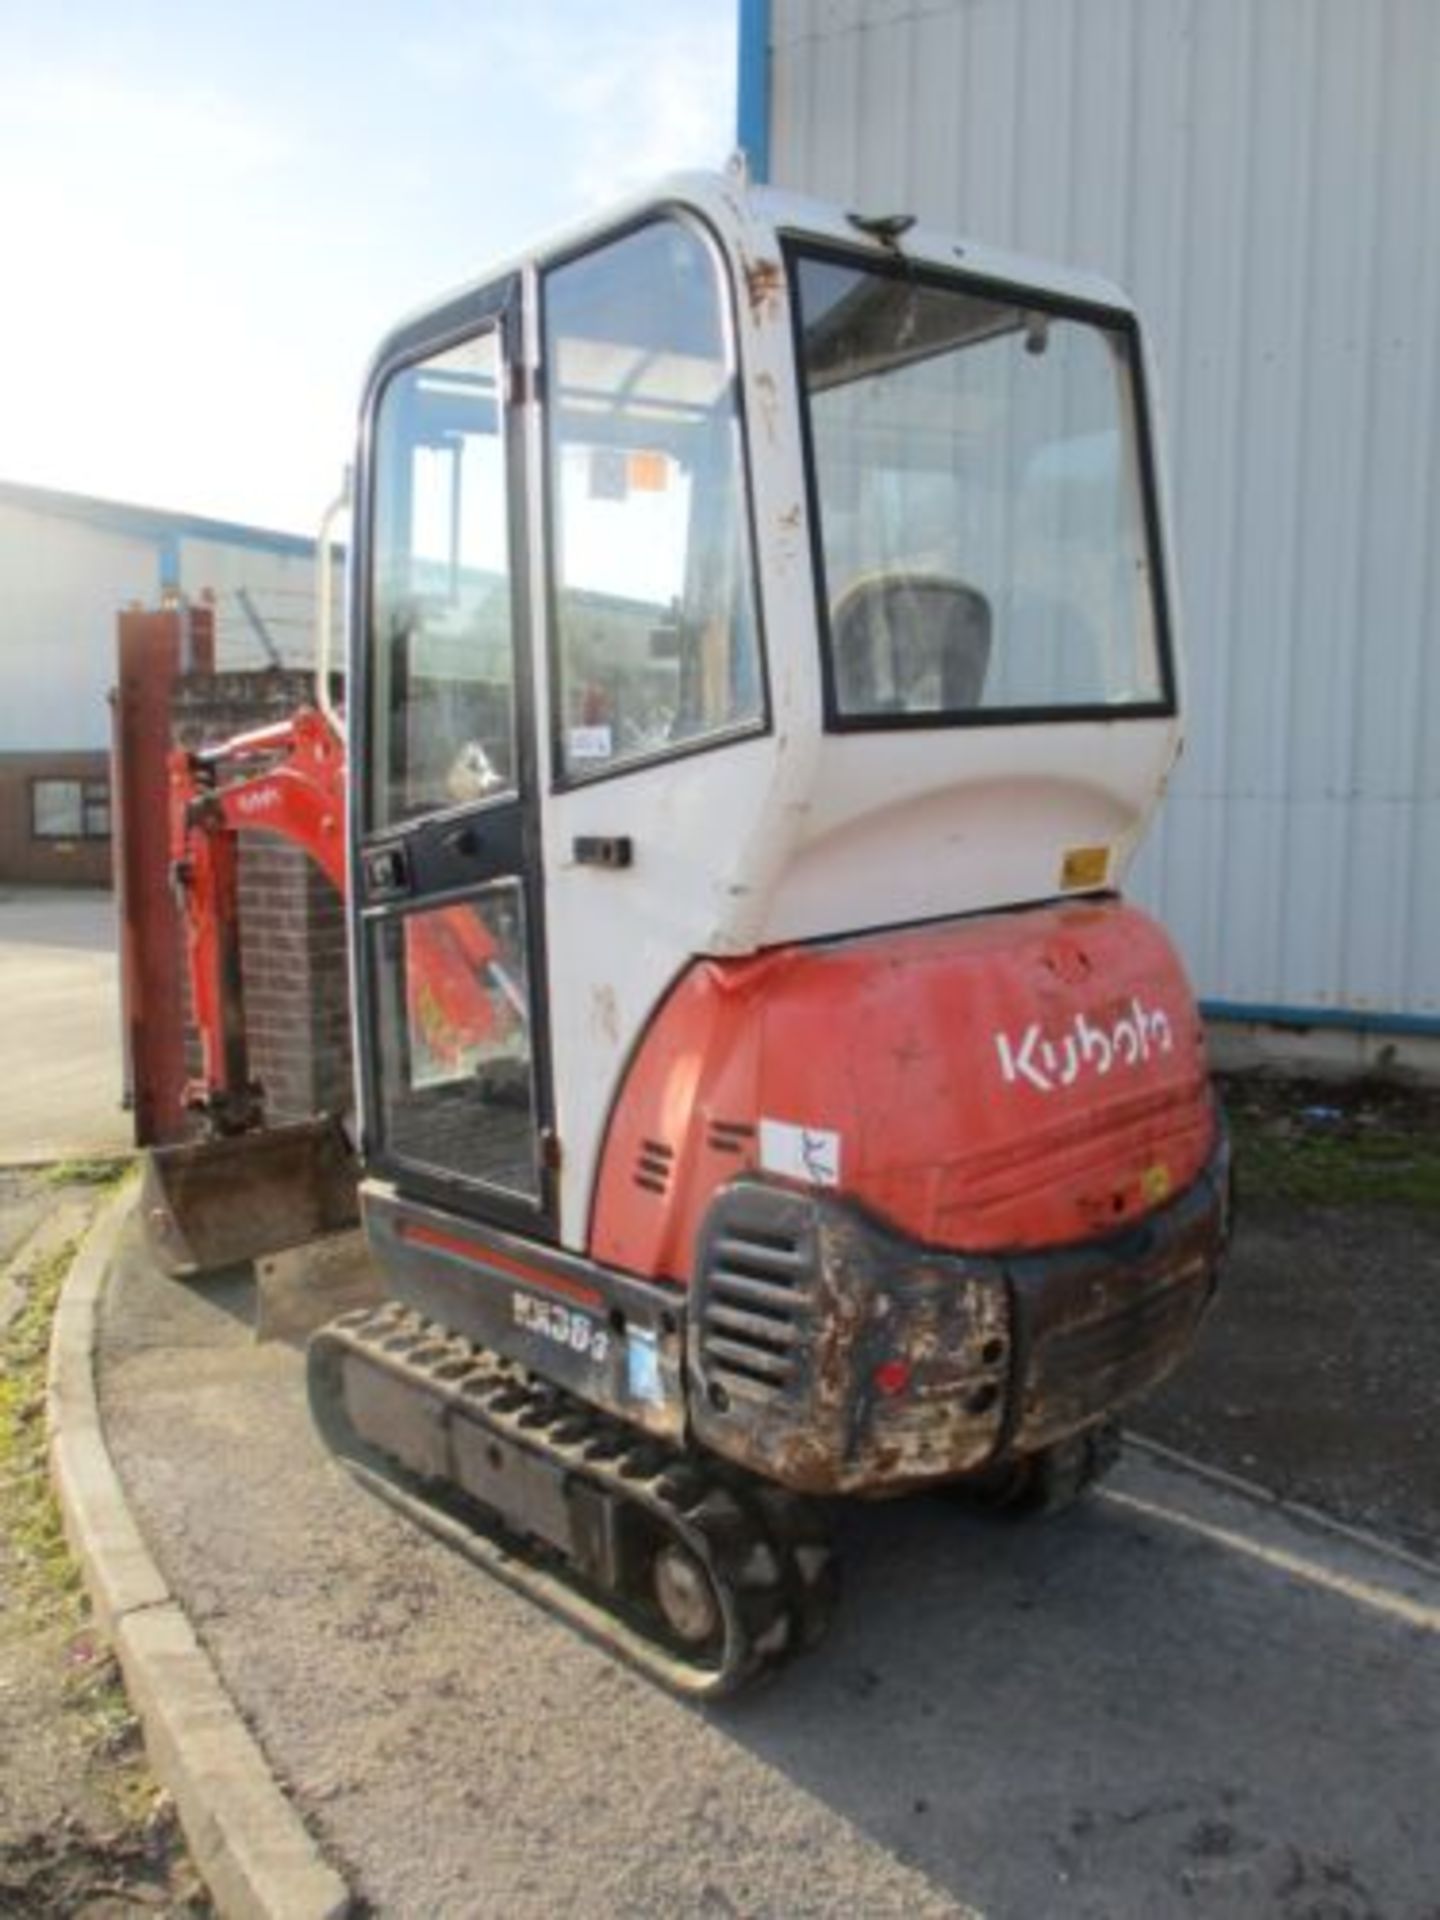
[996,997,1174,1095]
[235,783,281,815]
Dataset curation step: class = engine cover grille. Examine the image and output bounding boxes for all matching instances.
[697,1213,816,1402]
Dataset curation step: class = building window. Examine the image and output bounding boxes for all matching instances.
[32,777,111,840]
[84,780,111,837]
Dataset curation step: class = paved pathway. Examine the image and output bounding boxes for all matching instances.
[0,889,130,1164]
[97,1216,1440,1920]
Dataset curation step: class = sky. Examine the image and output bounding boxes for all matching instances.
[0,0,740,535]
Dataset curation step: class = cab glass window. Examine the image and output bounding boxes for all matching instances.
[543,219,763,780]
[790,249,1170,725]
[369,329,516,827]
[370,882,539,1199]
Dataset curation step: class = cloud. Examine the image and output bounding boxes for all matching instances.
[399,2,735,209]
[557,18,737,206]
[3,65,292,188]
[0,61,307,525]
[0,6,741,531]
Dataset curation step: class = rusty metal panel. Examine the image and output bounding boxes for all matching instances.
[687,1151,1227,1495]
[139,1117,358,1275]
[112,604,214,1143]
[767,0,1440,1024]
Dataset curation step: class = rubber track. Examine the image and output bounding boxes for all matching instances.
[308,1303,837,1699]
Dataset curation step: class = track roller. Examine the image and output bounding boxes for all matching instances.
[944,1418,1122,1518]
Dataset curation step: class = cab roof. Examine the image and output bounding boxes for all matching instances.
[364,166,1138,390]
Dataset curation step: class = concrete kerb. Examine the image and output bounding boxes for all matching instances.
[46,1180,351,1920]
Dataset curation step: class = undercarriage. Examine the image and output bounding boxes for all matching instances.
[309,1305,837,1696]
[307,1138,1227,1696]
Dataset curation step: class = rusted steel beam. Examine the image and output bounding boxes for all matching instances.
[112,604,214,1145]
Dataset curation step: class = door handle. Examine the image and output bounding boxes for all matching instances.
[363,843,410,898]
[573,835,633,869]
[442,824,484,858]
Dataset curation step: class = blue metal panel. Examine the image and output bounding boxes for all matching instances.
[736,0,772,182]
[1202,1001,1440,1042]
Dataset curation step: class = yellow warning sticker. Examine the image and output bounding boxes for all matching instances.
[1141,1162,1173,1206]
[1061,844,1111,890]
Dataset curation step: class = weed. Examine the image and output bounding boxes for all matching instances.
[0,1195,204,1908]
[0,1242,85,1618]
[1221,1077,1440,1211]
[43,1156,133,1190]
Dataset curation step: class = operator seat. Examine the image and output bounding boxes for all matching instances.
[831,573,992,715]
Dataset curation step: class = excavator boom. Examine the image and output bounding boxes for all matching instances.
[141,702,506,1272]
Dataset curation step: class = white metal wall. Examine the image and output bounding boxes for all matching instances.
[178,537,334,671]
[768,0,1440,1022]
[0,501,156,751]
[0,496,330,752]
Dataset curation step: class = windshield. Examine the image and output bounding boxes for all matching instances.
[789,248,1170,726]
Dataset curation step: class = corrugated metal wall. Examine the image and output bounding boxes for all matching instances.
[178,538,336,671]
[0,492,332,752]
[0,502,157,750]
[767,0,1440,1024]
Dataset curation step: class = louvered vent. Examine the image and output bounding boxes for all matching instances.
[706,1118,755,1158]
[633,1138,674,1196]
[699,1219,814,1402]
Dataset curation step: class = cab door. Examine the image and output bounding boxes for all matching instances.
[351,277,555,1239]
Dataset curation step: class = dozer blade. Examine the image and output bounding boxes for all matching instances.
[140,1117,359,1276]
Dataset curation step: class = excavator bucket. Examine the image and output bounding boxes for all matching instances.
[139,1116,359,1276]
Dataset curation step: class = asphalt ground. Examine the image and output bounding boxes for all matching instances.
[0,889,131,1165]
[1142,1185,1440,1563]
[98,1215,1440,1920]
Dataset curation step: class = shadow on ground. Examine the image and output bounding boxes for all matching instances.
[730,1484,1434,1919]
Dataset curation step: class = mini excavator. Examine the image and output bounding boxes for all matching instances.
[151,170,1231,1695]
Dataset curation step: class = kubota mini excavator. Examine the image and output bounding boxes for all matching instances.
[154,168,1231,1695]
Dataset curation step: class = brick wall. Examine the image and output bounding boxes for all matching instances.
[171,672,352,1125]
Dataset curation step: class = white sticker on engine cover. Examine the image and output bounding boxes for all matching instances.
[758,1118,841,1188]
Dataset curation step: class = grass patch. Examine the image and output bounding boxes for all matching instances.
[1222,1076,1440,1211]
[1,1229,147,1779]
[0,1240,85,1618]
[43,1155,133,1190]
[0,1195,199,1903]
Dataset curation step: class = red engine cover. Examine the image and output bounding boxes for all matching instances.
[590,899,1217,1285]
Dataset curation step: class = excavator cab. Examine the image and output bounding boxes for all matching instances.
[308,172,1230,1693]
